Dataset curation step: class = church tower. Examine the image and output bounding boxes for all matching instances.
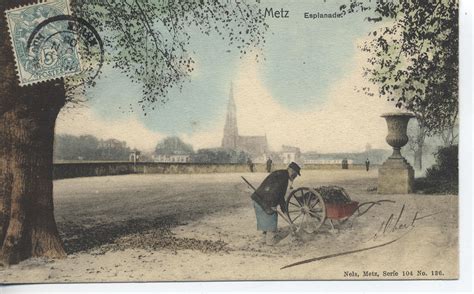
[221,83,239,149]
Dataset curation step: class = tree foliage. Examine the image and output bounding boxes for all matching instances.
[155,136,194,155]
[72,0,267,112]
[415,144,458,194]
[192,148,248,163]
[54,134,132,161]
[343,0,458,137]
[426,144,458,183]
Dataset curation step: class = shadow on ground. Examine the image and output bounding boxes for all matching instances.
[58,215,177,254]
[58,210,234,255]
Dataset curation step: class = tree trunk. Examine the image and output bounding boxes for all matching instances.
[414,145,423,171]
[0,117,12,245]
[409,118,427,171]
[1,0,67,265]
[441,126,458,147]
[0,103,66,265]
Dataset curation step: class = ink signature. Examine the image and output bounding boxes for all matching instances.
[369,203,441,242]
[280,203,441,270]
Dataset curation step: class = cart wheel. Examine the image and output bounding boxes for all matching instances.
[286,187,326,233]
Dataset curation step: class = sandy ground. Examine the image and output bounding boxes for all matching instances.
[0,169,458,283]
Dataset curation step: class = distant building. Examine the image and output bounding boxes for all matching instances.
[281,145,301,164]
[221,84,269,162]
[301,151,319,164]
[154,153,191,163]
[154,136,193,163]
[129,149,141,162]
[311,159,354,164]
[302,151,355,164]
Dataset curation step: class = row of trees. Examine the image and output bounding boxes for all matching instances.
[53,133,445,167]
[154,136,250,163]
[192,148,249,164]
[154,136,194,156]
[54,134,133,161]
[54,135,252,164]
[53,134,260,164]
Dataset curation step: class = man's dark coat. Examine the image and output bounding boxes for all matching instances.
[251,170,289,215]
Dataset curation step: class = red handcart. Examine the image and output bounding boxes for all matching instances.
[285,186,391,233]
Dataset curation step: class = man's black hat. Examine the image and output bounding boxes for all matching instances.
[288,162,301,176]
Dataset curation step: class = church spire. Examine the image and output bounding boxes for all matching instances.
[222,83,239,149]
[228,82,235,110]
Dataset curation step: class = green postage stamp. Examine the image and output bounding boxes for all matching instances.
[5,0,83,86]
[0,0,468,290]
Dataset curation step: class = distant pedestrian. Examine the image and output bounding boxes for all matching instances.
[266,157,273,173]
[341,158,348,169]
[365,158,370,171]
[247,158,254,173]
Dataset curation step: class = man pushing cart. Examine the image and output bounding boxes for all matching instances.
[243,162,301,246]
[242,163,395,246]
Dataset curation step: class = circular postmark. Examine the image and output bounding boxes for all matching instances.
[26,15,104,86]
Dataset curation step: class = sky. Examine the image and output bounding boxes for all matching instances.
[56,0,398,153]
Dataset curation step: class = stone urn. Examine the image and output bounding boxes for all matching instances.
[378,112,415,194]
[382,112,415,159]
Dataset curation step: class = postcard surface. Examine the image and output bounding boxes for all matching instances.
[0,0,459,283]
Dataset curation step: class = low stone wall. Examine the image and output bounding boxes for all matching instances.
[53,162,368,180]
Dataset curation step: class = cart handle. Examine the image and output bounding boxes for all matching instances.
[356,200,396,217]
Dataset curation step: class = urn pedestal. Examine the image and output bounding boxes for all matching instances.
[378,113,415,194]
